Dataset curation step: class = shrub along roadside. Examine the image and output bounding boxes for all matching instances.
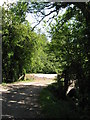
[39,83,79,119]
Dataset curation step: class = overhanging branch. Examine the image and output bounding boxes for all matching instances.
[31,10,56,31]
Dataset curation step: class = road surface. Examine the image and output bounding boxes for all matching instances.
[1,74,56,119]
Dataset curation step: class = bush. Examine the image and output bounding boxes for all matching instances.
[39,85,79,119]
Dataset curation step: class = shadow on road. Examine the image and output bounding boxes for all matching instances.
[2,84,45,119]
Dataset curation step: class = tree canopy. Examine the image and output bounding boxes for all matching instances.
[27,2,90,29]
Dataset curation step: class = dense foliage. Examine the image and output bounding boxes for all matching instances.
[2,3,45,82]
[2,2,58,83]
[49,10,90,114]
[2,3,32,82]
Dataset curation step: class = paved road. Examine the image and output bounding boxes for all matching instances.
[1,77,56,119]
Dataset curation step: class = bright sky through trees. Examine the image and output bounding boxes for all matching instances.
[0,0,66,42]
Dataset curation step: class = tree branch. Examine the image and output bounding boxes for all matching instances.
[31,10,56,31]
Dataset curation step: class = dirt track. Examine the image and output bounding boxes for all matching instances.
[1,75,56,119]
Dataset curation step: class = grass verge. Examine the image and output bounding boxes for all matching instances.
[2,78,34,85]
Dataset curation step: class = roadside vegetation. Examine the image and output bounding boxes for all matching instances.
[39,83,89,119]
[2,78,34,85]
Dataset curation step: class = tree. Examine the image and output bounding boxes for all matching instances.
[28,2,90,28]
[28,2,90,72]
[28,2,90,82]
[49,5,90,111]
[29,32,48,73]
[2,2,36,82]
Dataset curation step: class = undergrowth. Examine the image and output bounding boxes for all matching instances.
[2,78,34,85]
[39,83,79,119]
[39,83,90,119]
